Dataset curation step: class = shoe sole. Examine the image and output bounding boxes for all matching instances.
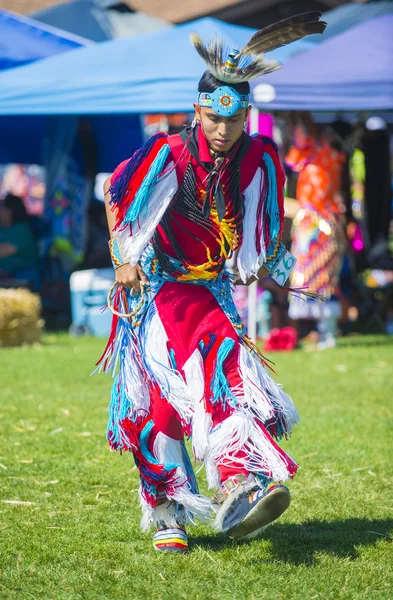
[227,486,291,538]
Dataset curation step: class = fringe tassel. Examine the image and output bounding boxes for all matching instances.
[124,143,171,224]
[138,432,213,531]
[192,396,212,462]
[107,374,131,449]
[239,345,299,437]
[237,167,265,282]
[205,412,298,488]
[263,151,280,245]
[141,499,185,533]
[140,421,179,472]
[241,334,277,373]
[137,428,177,507]
[255,161,268,255]
[262,140,285,242]
[97,290,151,451]
[182,349,212,461]
[153,434,198,494]
[117,167,178,267]
[109,133,166,210]
[237,141,287,282]
[210,337,237,409]
[139,302,195,427]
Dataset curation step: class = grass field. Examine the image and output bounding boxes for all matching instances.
[1,334,393,600]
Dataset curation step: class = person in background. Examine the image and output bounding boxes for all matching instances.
[0,193,39,289]
[286,114,346,348]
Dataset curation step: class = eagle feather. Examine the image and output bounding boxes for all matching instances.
[190,11,327,83]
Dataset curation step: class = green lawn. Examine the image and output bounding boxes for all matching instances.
[1,334,393,600]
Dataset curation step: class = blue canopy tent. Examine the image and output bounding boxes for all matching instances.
[0,17,312,118]
[0,8,90,70]
[251,14,393,111]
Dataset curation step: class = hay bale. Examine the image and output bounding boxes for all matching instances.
[0,288,44,347]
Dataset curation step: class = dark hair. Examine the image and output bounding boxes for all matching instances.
[198,70,250,95]
[3,193,28,224]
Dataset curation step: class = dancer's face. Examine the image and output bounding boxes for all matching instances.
[194,105,250,154]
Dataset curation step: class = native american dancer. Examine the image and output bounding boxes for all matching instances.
[99,13,326,552]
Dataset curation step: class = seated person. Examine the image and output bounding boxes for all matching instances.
[0,193,39,289]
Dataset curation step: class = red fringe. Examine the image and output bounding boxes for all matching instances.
[113,135,169,230]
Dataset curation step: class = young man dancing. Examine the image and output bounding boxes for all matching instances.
[100,12,326,553]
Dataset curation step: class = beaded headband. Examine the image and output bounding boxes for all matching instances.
[197,86,249,117]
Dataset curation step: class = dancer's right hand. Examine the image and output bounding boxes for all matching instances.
[115,264,148,293]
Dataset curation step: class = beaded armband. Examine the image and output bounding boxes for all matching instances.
[108,237,126,270]
[264,240,296,287]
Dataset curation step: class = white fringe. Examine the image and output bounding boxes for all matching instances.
[183,348,205,403]
[118,165,178,267]
[121,330,150,416]
[192,396,212,463]
[141,305,195,426]
[141,500,181,532]
[237,168,265,283]
[201,345,298,488]
[140,493,189,533]
[153,433,212,522]
[138,432,213,531]
[169,486,213,525]
[239,345,299,435]
[205,412,295,487]
[183,349,213,462]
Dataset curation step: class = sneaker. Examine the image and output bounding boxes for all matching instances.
[152,527,188,553]
[215,481,291,539]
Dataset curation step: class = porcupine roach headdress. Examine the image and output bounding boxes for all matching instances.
[191,11,327,85]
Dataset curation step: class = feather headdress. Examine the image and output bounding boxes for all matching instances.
[190,12,327,83]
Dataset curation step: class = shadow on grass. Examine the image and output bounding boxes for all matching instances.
[191,518,393,565]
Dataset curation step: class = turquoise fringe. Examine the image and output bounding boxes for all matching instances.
[211,337,237,409]
[125,144,171,224]
[169,348,177,370]
[140,420,179,470]
[107,374,131,448]
[263,151,280,243]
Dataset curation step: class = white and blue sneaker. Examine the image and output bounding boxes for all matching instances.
[214,477,291,539]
